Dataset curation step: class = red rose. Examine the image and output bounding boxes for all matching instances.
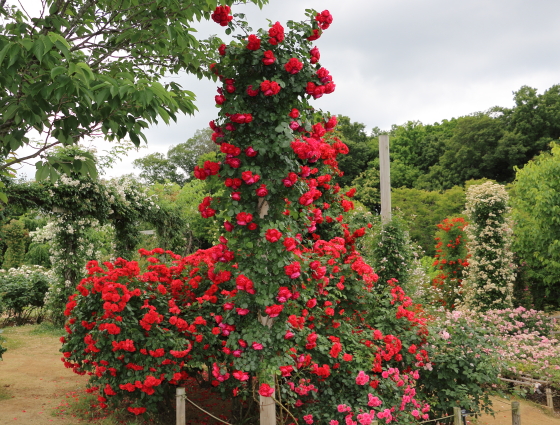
[255,184,268,197]
[268,21,284,45]
[262,50,275,65]
[284,57,303,74]
[289,108,300,118]
[265,228,282,243]
[265,304,284,318]
[245,146,258,157]
[225,157,241,168]
[284,262,301,279]
[282,172,298,187]
[307,28,321,41]
[259,383,274,397]
[315,10,333,30]
[241,170,260,184]
[310,46,320,64]
[246,34,261,50]
[283,237,297,251]
[260,80,281,96]
[211,5,233,26]
[236,212,253,226]
[218,44,226,56]
[246,85,260,96]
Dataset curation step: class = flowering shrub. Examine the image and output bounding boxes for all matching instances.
[31,216,110,325]
[431,217,469,309]
[460,182,515,311]
[478,307,560,386]
[418,309,500,416]
[60,8,481,424]
[0,265,55,324]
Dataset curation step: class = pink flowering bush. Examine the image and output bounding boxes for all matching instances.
[479,307,560,386]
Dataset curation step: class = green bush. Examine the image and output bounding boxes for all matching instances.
[365,214,414,289]
[1,219,28,269]
[0,330,6,360]
[0,265,56,324]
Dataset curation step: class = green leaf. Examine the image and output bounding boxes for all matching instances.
[0,43,10,66]
[51,66,66,78]
[31,39,45,62]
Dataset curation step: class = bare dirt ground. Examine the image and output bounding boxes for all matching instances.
[470,396,560,425]
[1,325,559,425]
[0,325,88,425]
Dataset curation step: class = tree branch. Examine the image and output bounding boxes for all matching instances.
[2,141,62,171]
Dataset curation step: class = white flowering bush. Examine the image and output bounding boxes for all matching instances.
[460,182,515,311]
[0,265,56,324]
[31,217,112,324]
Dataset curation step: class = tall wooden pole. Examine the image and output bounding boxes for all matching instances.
[379,135,391,225]
[257,199,276,425]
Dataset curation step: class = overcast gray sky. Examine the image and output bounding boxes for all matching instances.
[15,0,560,178]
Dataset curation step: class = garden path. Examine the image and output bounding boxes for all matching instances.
[0,325,88,425]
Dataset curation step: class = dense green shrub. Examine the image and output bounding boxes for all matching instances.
[0,265,55,324]
[366,214,415,289]
[1,219,28,269]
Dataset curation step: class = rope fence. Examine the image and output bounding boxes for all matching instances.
[174,390,527,425]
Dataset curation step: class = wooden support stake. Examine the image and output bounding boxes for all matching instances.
[546,388,554,410]
[378,135,391,225]
[453,406,462,425]
[512,401,521,425]
[259,313,276,425]
[176,387,186,425]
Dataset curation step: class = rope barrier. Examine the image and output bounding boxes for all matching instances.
[181,393,234,425]
[418,415,454,424]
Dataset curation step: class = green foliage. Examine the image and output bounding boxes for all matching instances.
[334,116,376,187]
[511,143,560,309]
[0,0,268,191]
[146,180,217,254]
[1,218,27,269]
[365,214,414,288]
[392,185,465,256]
[0,329,6,360]
[352,165,380,212]
[0,265,55,324]
[419,311,500,416]
[134,128,218,186]
[24,242,52,268]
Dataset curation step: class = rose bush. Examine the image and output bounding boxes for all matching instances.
[62,8,450,424]
[431,217,469,309]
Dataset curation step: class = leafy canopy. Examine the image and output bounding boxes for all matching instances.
[0,0,267,196]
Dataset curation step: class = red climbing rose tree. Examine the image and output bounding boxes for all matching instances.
[62,8,433,424]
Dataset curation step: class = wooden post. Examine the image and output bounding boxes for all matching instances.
[546,388,554,410]
[378,135,391,225]
[176,387,186,425]
[453,406,462,425]
[511,401,521,425]
[259,313,276,425]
